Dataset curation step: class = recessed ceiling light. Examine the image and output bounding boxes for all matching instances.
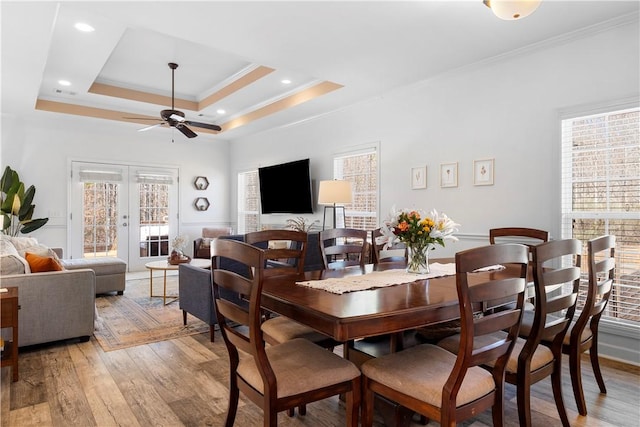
[216,109,226,115]
[281,79,292,85]
[74,22,95,32]
[58,80,71,86]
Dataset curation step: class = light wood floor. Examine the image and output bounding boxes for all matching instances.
[2,327,639,426]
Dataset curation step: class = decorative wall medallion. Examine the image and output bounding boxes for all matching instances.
[194,197,210,211]
[194,176,209,190]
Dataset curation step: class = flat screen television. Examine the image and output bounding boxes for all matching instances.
[258,159,314,214]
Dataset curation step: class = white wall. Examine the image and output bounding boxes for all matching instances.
[0,113,231,256]
[227,21,640,363]
[230,20,639,259]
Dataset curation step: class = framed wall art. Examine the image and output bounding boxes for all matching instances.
[440,162,458,188]
[411,166,427,189]
[474,158,494,186]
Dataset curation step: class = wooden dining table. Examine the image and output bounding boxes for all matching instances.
[261,260,512,343]
[260,260,521,426]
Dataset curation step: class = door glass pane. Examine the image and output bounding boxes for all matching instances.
[83,182,118,258]
[139,183,170,257]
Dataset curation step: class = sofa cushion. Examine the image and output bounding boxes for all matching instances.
[0,237,30,274]
[25,252,64,273]
[1,254,28,275]
[61,257,126,276]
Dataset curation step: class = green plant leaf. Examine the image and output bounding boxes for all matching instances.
[2,214,11,230]
[0,166,16,194]
[19,186,35,217]
[20,218,49,234]
[18,204,34,222]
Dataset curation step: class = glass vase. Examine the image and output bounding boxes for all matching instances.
[406,243,431,274]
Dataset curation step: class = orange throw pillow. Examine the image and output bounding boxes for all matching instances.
[25,252,64,273]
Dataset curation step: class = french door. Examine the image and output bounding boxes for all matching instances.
[69,161,179,271]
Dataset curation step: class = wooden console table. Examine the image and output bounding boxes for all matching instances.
[1,287,19,382]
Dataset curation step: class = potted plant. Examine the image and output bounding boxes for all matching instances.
[0,166,49,236]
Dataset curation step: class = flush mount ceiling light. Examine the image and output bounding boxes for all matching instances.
[483,0,541,20]
[74,22,95,32]
[58,80,71,86]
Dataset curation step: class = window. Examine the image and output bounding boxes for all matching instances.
[333,146,378,230]
[238,170,260,233]
[561,106,640,324]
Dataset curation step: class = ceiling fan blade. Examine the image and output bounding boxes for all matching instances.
[125,117,162,121]
[138,123,163,132]
[184,121,222,132]
[176,124,197,138]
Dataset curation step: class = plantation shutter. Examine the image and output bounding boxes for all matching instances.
[238,170,260,233]
[333,146,378,230]
[560,106,640,324]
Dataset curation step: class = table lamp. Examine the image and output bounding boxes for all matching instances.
[318,180,353,230]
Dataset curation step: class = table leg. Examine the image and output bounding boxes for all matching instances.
[149,269,153,298]
[163,270,167,305]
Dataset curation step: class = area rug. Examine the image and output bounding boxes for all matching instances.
[94,274,209,352]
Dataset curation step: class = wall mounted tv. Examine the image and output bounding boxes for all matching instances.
[258,158,314,214]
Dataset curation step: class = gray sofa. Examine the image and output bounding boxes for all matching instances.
[1,269,96,347]
[179,232,323,340]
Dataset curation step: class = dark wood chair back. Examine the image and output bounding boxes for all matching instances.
[211,238,361,426]
[370,228,407,264]
[511,238,582,427]
[245,230,307,276]
[563,235,614,415]
[489,227,549,248]
[319,228,368,269]
[360,243,529,426]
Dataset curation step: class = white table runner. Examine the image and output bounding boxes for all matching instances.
[296,263,504,294]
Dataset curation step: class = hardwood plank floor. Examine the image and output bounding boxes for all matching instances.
[2,330,639,426]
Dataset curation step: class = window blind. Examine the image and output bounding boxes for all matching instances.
[237,170,260,233]
[561,106,640,324]
[333,147,378,230]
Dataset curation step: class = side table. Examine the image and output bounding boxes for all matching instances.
[145,259,211,305]
[1,287,19,382]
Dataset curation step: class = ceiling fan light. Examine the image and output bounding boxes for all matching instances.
[485,0,541,20]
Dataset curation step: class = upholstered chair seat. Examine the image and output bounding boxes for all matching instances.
[438,331,555,374]
[261,317,333,344]
[361,344,496,408]
[237,338,360,398]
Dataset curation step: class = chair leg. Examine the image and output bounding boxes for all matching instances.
[551,360,571,427]
[492,379,506,427]
[209,325,215,342]
[287,408,295,417]
[347,378,361,427]
[590,338,607,394]
[298,404,306,415]
[516,373,532,427]
[361,377,374,427]
[182,310,187,326]
[569,347,587,416]
[225,379,239,427]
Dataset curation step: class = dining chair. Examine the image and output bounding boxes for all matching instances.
[489,227,549,247]
[562,235,614,415]
[319,228,369,269]
[490,227,549,308]
[370,228,407,264]
[245,230,338,417]
[440,238,582,427]
[211,238,361,427]
[360,243,529,427]
[245,229,336,348]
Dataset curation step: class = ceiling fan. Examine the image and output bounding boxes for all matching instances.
[132,62,221,138]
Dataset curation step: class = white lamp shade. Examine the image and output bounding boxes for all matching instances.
[318,180,353,205]
[488,0,541,20]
